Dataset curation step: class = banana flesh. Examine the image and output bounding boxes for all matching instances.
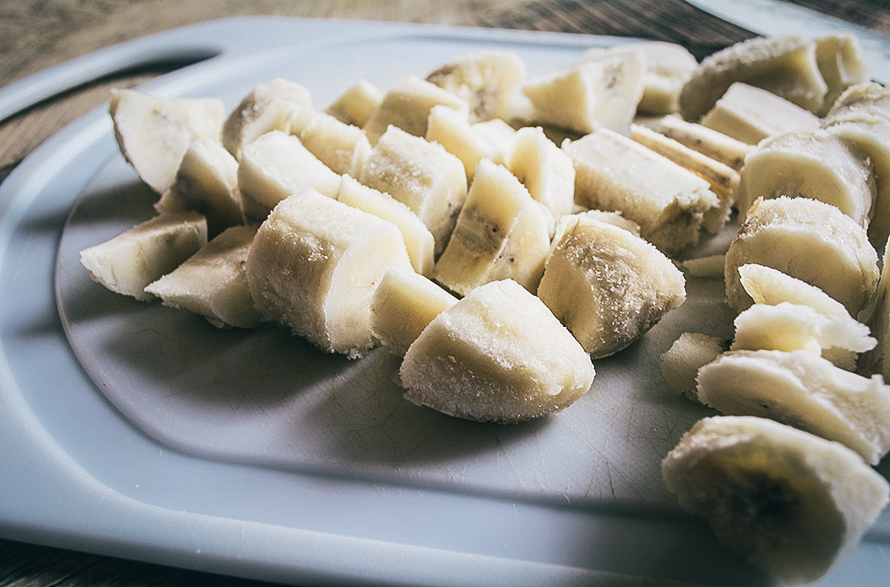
[679,35,828,122]
[144,224,261,329]
[537,213,686,358]
[400,279,595,423]
[660,332,728,401]
[724,196,879,316]
[245,189,412,358]
[325,78,382,129]
[80,211,207,302]
[814,34,870,116]
[425,105,503,181]
[299,112,371,177]
[736,129,875,225]
[109,89,225,195]
[860,238,890,381]
[656,115,752,172]
[370,265,457,356]
[662,415,890,585]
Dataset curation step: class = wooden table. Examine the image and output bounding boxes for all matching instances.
[0,1,887,585]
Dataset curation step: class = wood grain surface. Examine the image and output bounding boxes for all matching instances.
[0,1,887,585]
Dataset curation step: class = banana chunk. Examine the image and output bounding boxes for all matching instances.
[563,128,719,256]
[700,82,821,145]
[358,125,468,256]
[155,138,246,236]
[698,350,890,465]
[425,105,502,181]
[245,189,412,358]
[660,332,728,401]
[144,224,262,329]
[662,415,889,585]
[370,265,457,356]
[537,213,686,358]
[860,238,890,380]
[725,196,879,316]
[221,78,312,160]
[400,279,595,423]
[472,118,518,160]
[657,115,752,171]
[736,129,875,225]
[432,159,551,295]
[522,50,645,135]
[425,50,526,123]
[325,79,382,129]
[80,211,207,302]
[109,89,225,195]
[580,41,698,115]
[236,130,341,213]
[299,112,371,177]
[679,35,828,121]
[814,34,870,116]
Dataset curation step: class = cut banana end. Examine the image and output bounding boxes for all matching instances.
[657,115,752,172]
[425,105,503,182]
[325,79,383,129]
[662,415,889,585]
[299,112,371,177]
[109,89,225,194]
[814,34,870,117]
[660,332,729,402]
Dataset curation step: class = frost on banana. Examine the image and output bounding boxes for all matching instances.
[662,415,890,586]
[245,189,412,358]
[563,128,719,256]
[325,79,383,129]
[660,332,728,401]
[425,50,526,123]
[80,211,207,302]
[399,279,595,424]
[432,159,550,296]
[109,89,225,195]
[724,196,879,317]
[679,35,828,122]
[358,126,467,256]
[144,224,262,329]
[537,213,686,359]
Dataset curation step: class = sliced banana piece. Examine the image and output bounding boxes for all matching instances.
[80,211,208,302]
[144,224,261,329]
[472,118,518,161]
[660,332,728,401]
[245,189,412,359]
[325,78,383,129]
[724,196,879,316]
[109,89,225,194]
[400,279,595,423]
[425,105,502,181]
[698,350,890,465]
[580,40,698,115]
[657,114,752,171]
[562,128,719,256]
[425,50,526,123]
[370,265,457,356]
[699,82,821,145]
[221,78,312,160]
[814,34,870,116]
[537,213,686,358]
[299,111,371,177]
[662,415,890,585]
[679,35,828,121]
[736,129,875,225]
[860,238,890,381]
[432,159,550,296]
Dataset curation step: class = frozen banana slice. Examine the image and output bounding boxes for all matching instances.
[537,213,686,358]
[359,125,467,256]
[657,115,752,171]
[325,79,383,129]
[237,130,341,212]
[109,89,225,194]
[80,211,207,302]
[370,265,457,356]
[425,50,526,123]
[363,75,469,144]
[506,126,575,235]
[155,138,246,236]
[472,118,517,160]
[338,175,435,276]
[700,82,820,145]
[245,190,412,358]
[400,279,595,423]
[860,238,890,380]
[679,35,828,121]
[825,81,890,120]
[724,196,878,316]
[563,128,719,256]
[662,415,890,585]
[580,40,698,115]
[660,332,728,401]
[425,105,502,181]
[697,350,890,465]
[299,112,371,177]
[221,78,312,159]
[433,159,550,296]
[814,34,870,116]
[523,50,645,135]
[144,224,261,329]
[736,129,875,225]
[629,124,736,233]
